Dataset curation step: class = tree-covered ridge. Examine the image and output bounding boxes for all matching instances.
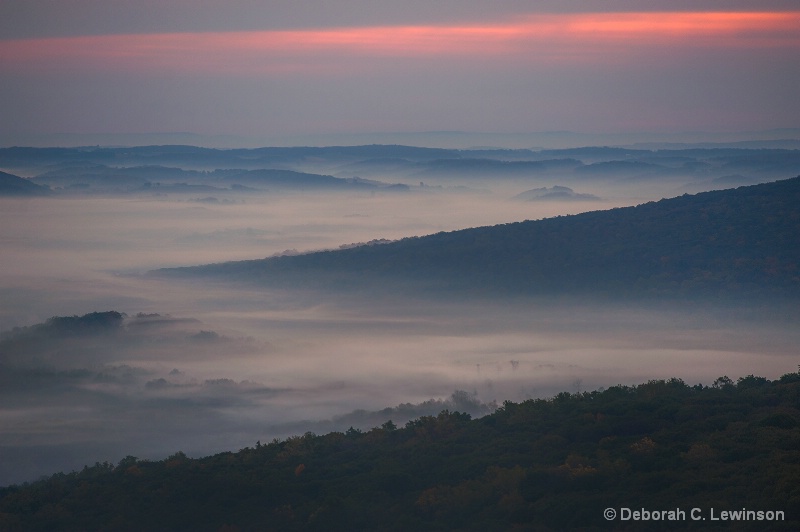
[0,170,49,196]
[3,311,125,337]
[161,177,800,299]
[1,374,798,531]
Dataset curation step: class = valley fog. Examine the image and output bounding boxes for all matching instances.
[1,187,797,485]
[0,187,623,326]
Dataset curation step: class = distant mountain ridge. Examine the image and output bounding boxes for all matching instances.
[156,177,800,299]
[3,145,799,185]
[2,144,800,203]
[29,164,408,193]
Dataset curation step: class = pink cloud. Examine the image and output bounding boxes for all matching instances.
[2,12,798,75]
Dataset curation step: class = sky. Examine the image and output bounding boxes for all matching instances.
[1,0,799,147]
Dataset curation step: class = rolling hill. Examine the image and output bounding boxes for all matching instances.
[156,177,800,300]
[2,374,798,530]
[3,145,800,188]
[0,171,49,196]
[29,164,406,194]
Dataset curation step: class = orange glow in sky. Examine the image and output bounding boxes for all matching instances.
[2,12,798,74]
[565,11,799,36]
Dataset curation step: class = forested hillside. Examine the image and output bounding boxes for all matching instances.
[0,171,49,196]
[1,374,798,530]
[159,177,800,299]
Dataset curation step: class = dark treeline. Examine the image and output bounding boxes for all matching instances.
[1,374,798,530]
[159,177,800,300]
[0,170,50,196]
[0,311,125,343]
[27,166,410,194]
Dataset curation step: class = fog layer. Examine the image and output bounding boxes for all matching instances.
[1,181,797,485]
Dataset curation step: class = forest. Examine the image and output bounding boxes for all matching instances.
[1,373,798,530]
[158,176,800,301]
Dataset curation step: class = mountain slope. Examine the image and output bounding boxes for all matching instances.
[0,171,49,196]
[2,375,799,530]
[156,177,800,298]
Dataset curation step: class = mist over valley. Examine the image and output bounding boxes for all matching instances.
[1,143,799,490]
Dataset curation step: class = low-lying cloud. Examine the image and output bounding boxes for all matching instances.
[0,176,798,486]
[1,295,797,486]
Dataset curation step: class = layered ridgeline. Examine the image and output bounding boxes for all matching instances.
[3,144,800,196]
[155,177,800,299]
[1,375,798,530]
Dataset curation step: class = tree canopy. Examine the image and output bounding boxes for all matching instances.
[2,373,798,530]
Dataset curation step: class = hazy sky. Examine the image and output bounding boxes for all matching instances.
[1,1,799,145]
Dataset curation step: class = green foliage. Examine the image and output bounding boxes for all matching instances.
[2,376,799,530]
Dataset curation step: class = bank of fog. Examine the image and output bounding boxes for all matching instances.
[0,188,796,485]
[1,276,797,485]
